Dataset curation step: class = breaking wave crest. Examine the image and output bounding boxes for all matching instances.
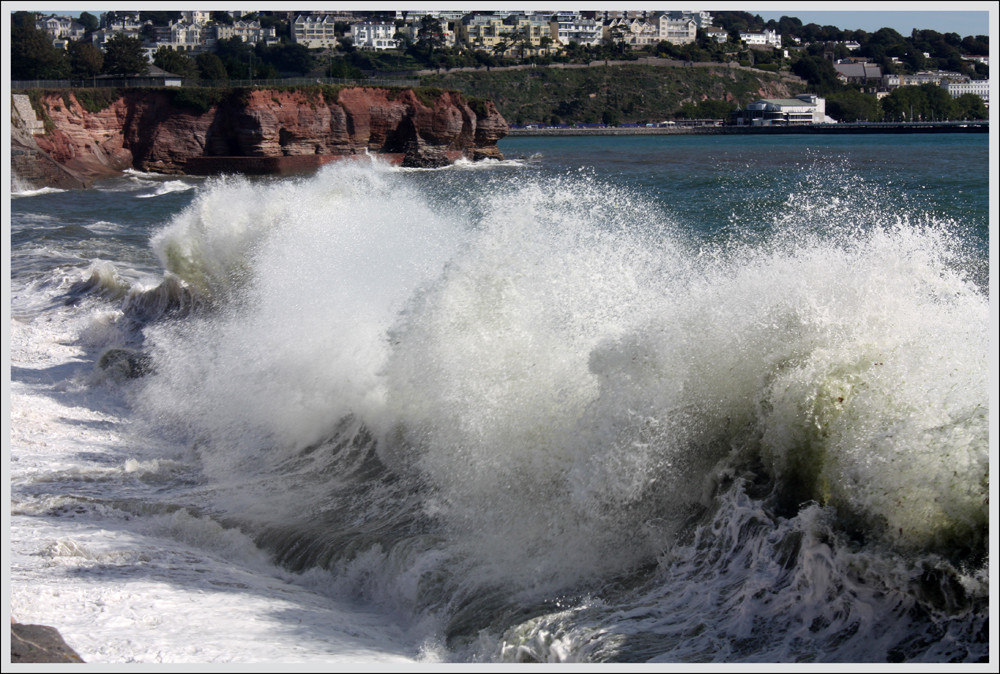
[120,159,987,661]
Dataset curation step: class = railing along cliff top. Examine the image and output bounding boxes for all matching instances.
[10,77,421,90]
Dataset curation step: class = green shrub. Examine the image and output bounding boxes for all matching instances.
[467,97,490,118]
[73,87,123,113]
[412,86,446,107]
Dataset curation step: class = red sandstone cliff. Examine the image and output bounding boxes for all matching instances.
[11,86,507,188]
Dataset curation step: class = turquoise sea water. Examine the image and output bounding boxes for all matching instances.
[8,133,993,663]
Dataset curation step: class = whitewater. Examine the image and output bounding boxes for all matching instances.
[5,135,996,666]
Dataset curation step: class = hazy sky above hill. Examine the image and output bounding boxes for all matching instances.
[753,8,990,36]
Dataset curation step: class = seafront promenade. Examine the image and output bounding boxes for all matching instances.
[506,121,988,136]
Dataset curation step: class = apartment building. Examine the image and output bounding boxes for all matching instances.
[291,14,340,49]
[550,13,603,47]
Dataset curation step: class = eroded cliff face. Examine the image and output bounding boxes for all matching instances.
[11,86,507,188]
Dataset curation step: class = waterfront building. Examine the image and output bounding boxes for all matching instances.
[883,70,966,89]
[733,94,828,126]
[942,79,990,106]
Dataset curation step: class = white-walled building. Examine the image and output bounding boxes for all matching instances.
[351,21,401,50]
[883,70,966,89]
[216,20,276,45]
[292,14,339,49]
[740,28,781,48]
[942,79,990,106]
[704,26,729,43]
[152,21,203,51]
[550,13,603,46]
[181,11,212,26]
[734,94,829,126]
[36,14,87,40]
[605,16,659,48]
[655,13,697,45]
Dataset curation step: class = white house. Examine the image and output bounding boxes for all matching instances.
[351,21,401,50]
[704,26,729,43]
[655,12,698,45]
[216,20,276,45]
[36,14,86,40]
[605,16,659,48]
[153,21,203,52]
[740,28,781,48]
[181,11,212,26]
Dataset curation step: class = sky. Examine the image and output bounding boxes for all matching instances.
[753,8,991,37]
[10,1,996,38]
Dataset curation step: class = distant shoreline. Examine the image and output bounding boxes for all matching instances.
[506,122,988,136]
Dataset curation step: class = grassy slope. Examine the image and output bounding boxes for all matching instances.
[419,63,807,125]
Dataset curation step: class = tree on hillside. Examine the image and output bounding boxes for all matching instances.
[825,88,882,122]
[791,54,840,91]
[78,11,100,34]
[196,51,228,80]
[215,36,254,78]
[10,20,68,79]
[880,84,956,121]
[12,10,39,28]
[102,33,148,75]
[68,41,105,78]
[961,35,989,56]
[261,42,314,75]
[153,46,199,79]
[776,15,803,37]
[952,93,987,120]
[140,11,182,26]
[416,15,445,50]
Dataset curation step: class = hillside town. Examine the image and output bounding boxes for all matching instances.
[11,9,990,125]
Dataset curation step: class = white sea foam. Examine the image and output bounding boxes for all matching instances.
[127,162,989,599]
[136,180,195,198]
[8,303,429,665]
[10,185,66,198]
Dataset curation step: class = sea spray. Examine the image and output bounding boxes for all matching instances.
[122,157,988,658]
[137,160,467,473]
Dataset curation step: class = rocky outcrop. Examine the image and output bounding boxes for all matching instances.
[11,86,507,188]
[10,620,84,663]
